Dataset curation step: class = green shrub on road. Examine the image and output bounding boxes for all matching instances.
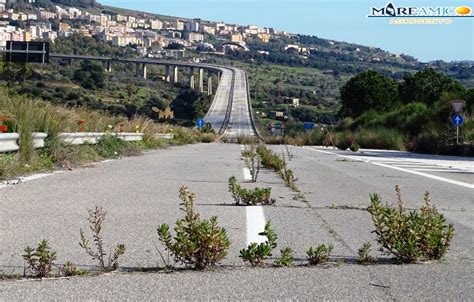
[274,247,294,267]
[307,244,333,265]
[23,240,57,278]
[367,186,454,263]
[356,242,373,264]
[157,186,230,270]
[256,145,285,171]
[228,176,274,205]
[240,222,278,267]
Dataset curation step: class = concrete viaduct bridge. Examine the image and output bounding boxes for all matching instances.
[49,54,259,138]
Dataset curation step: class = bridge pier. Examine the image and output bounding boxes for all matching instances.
[190,67,195,89]
[165,65,171,82]
[198,68,204,93]
[208,76,213,96]
[136,63,141,78]
[104,60,112,73]
[142,63,147,79]
[173,66,179,83]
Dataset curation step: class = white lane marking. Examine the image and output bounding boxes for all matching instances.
[413,168,468,173]
[19,173,54,182]
[1,171,66,189]
[303,147,474,189]
[243,167,252,181]
[246,205,267,246]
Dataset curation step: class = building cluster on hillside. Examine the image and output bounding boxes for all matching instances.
[0,0,290,58]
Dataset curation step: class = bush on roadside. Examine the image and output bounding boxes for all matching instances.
[96,135,128,158]
[157,186,230,270]
[367,186,454,263]
[349,143,360,152]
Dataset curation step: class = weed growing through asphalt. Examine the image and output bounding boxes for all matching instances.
[79,205,126,271]
[279,154,298,192]
[274,247,294,267]
[23,240,57,278]
[256,145,286,171]
[60,261,86,277]
[307,244,333,265]
[228,176,274,205]
[157,186,230,270]
[367,186,454,263]
[240,222,278,267]
[284,144,294,161]
[256,145,300,193]
[241,144,261,182]
[356,242,373,264]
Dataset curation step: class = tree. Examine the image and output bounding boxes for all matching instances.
[399,68,465,105]
[339,70,400,117]
[1,62,32,87]
[73,61,105,90]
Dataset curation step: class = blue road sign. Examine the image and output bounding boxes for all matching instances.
[303,122,315,130]
[196,118,205,128]
[452,114,464,127]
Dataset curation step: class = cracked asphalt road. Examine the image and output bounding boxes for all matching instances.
[1,143,473,300]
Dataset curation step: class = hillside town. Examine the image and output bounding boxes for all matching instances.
[0,0,292,58]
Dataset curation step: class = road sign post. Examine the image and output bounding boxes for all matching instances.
[196,118,205,129]
[451,114,464,145]
[450,100,465,113]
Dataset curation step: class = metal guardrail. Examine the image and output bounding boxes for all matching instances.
[0,132,158,153]
[244,70,264,141]
[219,68,235,136]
